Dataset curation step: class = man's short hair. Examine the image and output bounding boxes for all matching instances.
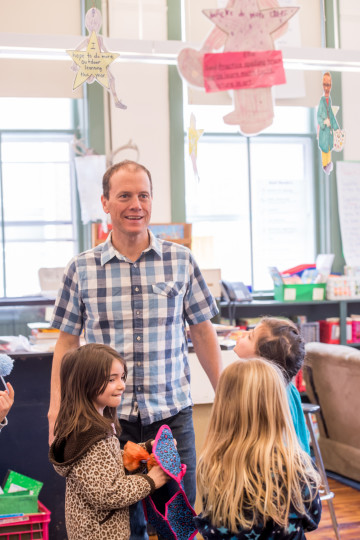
[102,160,153,199]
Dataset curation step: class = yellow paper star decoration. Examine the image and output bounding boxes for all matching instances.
[188,114,204,158]
[67,31,119,90]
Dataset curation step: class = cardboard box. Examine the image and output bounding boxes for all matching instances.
[274,284,326,302]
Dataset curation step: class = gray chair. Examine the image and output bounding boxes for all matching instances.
[302,403,341,539]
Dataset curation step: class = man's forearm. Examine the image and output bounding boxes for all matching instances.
[189,320,223,390]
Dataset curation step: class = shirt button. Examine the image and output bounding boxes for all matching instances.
[137,362,141,367]
[136,336,141,341]
[133,263,137,268]
[136,310,140,316]
[137,386,141,391]
[135,287,139,292]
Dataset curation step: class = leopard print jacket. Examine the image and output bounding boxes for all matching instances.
[49,428,155,539]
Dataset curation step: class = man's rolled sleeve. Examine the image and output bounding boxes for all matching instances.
[184,255,219,326]
[51,259,84,336]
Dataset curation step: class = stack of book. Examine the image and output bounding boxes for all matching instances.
[27,322,60,352]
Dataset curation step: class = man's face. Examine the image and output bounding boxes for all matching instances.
[101,167,152,238]
[323,75,332,98]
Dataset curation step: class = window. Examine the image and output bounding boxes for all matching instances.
[0,98,78,297]
[185,105,317,291]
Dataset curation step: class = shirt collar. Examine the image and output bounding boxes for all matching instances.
[100,229,162,265]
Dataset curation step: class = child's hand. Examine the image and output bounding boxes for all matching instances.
[0,382,14,423]
[147,465,169,489]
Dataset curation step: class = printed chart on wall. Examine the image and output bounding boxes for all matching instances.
[336,161,360,266]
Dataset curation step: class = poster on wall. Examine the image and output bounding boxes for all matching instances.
[336,161,360,267]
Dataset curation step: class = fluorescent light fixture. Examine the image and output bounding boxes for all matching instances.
[1,33,360,72]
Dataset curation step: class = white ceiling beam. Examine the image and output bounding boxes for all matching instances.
[1,32,360,71]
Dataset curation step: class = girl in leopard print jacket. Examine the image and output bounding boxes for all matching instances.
[49,343,168,540]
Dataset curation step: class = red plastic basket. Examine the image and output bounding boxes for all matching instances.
[0,501,50,540]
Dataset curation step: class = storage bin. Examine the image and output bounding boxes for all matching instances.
[319,319,341,344]
[0,501,50,540]
[274,284,326,302]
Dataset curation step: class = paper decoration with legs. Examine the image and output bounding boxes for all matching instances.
[177,0,299,135]
[188,113,204,181]
[317,72,344,175]
[66,7,126,109]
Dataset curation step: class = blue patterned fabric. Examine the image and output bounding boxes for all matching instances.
[143,425,197,540]
[50,231,218,426]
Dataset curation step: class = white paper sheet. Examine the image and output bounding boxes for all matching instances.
[75,155,106,224]
[336,161,360,266]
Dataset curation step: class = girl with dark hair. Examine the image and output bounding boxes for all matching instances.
[234,316,310,453]
[49,343,168,540]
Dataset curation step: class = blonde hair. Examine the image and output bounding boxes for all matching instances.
[196,358,320,532]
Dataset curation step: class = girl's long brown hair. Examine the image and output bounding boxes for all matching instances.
[54,343,127,440]
[196,358,320,532]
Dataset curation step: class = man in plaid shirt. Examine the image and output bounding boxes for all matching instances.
[48,160,222,539]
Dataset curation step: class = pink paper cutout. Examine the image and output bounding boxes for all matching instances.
[203,50,285,92]
[177,0,299,135]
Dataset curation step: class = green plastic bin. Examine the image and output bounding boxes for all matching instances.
[274,283,326,302]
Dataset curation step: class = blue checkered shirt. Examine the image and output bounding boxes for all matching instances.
[51,231,218,425]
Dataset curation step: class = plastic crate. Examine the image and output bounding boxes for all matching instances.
[274,284,326,302]
[0,501,50,540]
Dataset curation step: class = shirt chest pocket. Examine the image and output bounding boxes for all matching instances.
[149,281,186,321]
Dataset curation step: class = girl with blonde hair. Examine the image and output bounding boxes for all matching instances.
[195,357,321,539]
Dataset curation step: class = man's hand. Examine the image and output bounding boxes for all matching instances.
[0,382,14,423]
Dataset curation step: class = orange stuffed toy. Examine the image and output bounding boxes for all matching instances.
[123,441,157,472]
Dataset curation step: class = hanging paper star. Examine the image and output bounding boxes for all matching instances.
[66,7,126,109]
[67,31,119,90]
[188,113,204,180]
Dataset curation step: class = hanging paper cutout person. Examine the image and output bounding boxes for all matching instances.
[317,72,341,175]
[67,7,127,109]
[188,113,204,181]
[177,0,299,135]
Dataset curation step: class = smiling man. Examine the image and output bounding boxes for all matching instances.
[48,160,222,540]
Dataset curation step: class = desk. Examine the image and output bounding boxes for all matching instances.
[0,351,66,540]
[220,299,360,346]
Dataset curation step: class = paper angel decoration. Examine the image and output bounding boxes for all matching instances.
[67,7,126,109]
[188,113,204,181]
[178,0,299,135]
[317,72,345,175]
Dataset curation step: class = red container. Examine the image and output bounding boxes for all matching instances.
[319,320,340,344]
[0,501,50,540]
[295,368,306,393]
